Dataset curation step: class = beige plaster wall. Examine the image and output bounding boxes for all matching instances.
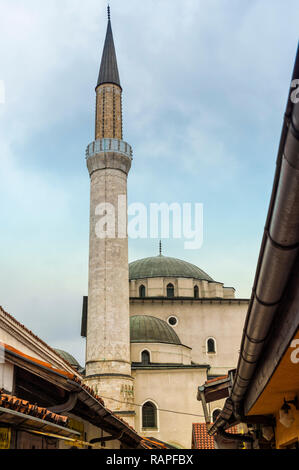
[132,368,213,449]
[129,301,248,376]
[131,342,192,365]
[129,277,236,299]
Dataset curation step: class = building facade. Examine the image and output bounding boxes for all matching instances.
[81,11,249,449]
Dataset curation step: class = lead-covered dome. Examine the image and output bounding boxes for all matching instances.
[54,349,82,370]
[130,315,182,345]
[129,256,213,282]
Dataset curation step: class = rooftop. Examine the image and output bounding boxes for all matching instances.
[130,315,182,345]
[129,256,214,282]
[97,10,121,88]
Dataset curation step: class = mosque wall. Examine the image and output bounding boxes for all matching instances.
[130,342,192,365]
[132,367,211,449]
[129,300,248,376]
[129,277,236,299]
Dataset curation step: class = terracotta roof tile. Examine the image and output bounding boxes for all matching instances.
[193,423,238,449]
[0,390,69,427]
[193,423,215,449]
[140,438,167,449]
[205,375,228,385]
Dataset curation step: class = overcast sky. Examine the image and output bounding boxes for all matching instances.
[0,0,298,365]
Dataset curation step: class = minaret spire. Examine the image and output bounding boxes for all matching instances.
[95,6,123,140]
[97,6,120,89]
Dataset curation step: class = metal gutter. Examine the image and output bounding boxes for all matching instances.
[210,44,299,435]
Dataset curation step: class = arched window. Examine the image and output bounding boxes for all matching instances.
[194,285,199,299]
[141,350,150,365]
[142,402,157,429]
[212,409,221,422]
[207,338,216,354]
[139,285,146,298]
[167,283,175,298]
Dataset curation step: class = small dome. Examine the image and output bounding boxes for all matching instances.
[130,315,181,345]
[129,256,213,282]
[54,349,81,369]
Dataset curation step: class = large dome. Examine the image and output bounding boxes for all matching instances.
[129,256,213,282]
[130,315,182,345]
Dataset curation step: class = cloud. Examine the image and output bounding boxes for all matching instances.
[1,0,299,362]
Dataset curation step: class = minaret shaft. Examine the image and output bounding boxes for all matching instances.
[84,12,134,422]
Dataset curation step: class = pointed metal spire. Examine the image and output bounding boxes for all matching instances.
[97,6,121,88]
[159,240,162,257]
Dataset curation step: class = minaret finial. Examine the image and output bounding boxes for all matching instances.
[107,4,111,21]
[159,240,162,256]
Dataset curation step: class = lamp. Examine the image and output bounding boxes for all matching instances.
[279,397,298,428]
[262,426,274,441]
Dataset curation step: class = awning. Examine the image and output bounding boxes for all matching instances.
[0,406,80,438]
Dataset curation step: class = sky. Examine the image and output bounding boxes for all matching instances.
[0,0,298,366]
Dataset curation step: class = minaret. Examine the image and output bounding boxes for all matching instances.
[85,8,134,422]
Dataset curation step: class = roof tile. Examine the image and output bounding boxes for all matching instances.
[192,423,238,449]
[0,390,69,427]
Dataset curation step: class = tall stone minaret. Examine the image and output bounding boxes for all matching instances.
[85,8,134,422]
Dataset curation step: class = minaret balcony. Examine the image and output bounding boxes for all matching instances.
[86,138,133,160]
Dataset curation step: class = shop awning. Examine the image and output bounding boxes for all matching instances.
[0,406,80,438]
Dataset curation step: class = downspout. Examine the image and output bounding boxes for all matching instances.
[198,387,211,424]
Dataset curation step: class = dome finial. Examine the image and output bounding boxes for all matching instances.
[159,240,162,257]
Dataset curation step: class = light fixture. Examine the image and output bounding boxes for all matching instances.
[279,397,298,428]
[262,426,274,442]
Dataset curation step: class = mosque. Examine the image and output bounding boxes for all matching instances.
[56,10,249,448]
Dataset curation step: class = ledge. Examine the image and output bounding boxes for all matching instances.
[132,362,210,371]
[130,297,250,304]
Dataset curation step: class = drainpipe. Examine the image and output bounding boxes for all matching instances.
[198,386,211,424]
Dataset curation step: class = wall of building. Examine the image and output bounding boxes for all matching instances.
[131,342,192,365]
[129,277,236,299]
[133,367,212,449]
[130,301,248,376]
[58,413,122,450]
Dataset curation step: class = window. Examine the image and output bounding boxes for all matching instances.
[207,338,216,354]
[194,285,199,299]
[141,350,150,365]
[142,402,157,429]
[212,409,221,422]
[167,283,175,298]
[139,285,146,298]
[168,316,178,327]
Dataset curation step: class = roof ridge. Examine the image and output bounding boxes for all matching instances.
[0,306,80,375]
